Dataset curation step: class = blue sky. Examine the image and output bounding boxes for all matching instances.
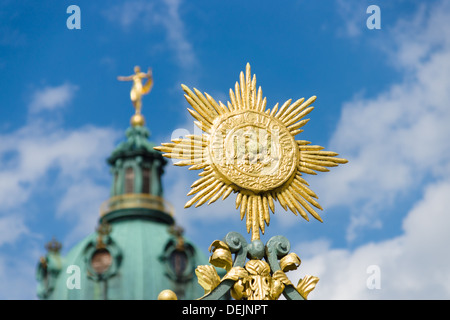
[1,0,450,299]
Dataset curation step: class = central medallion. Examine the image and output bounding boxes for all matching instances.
[210,110,298,193]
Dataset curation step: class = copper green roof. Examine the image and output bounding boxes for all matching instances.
[39,219,206,300]
[107,126,162,165]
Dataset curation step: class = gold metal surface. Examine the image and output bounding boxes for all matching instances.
[196,238,319,300]
[296,275,320,300]
[279,252,301,272]
[130,113,145,127]
[99,193,174,217]
[155,63,348,241]
[157,289,178,300]
[208,240,233,271]
[118,66,153,126]
[195,265,221,296]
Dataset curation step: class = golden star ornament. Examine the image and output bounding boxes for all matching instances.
[155,63,347,241]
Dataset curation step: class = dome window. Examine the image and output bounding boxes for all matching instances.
[124,167,134,193]
[85,222,122,282]
[169,249,188,278]
[142,167,150,194]
[91,248,112,275]
[161,226,196,283]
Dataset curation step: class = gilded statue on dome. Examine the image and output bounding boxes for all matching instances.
[118,66,153,126]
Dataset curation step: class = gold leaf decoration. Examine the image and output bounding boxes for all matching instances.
[245,259,271,276]
[195,265,221,295]
[279,252,301,272]
[296,275,319,300]
[272,270,294,287]
[222,266,248,282]
[208,240,233,272]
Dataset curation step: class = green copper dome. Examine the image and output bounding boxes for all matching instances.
[108,126,159,165]
[36,124,209,300]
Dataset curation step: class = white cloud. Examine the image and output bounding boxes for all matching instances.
[386,2,450,70]
[286,1,450,299]
[314,0,450,241]
[0,251,39,300]
[28,83,78,113]
[335,0,368,37]
[0,215,29,246]
[0,121,119,214]
[56,180,111,246]
[0,82,121,299]
[103,0,196,68]
[160,0,196,67]
[103,1,154,29]
[292,179,450,299]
